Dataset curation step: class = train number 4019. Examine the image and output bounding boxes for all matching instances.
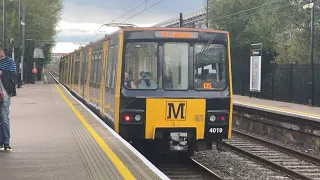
[209,128,223,133]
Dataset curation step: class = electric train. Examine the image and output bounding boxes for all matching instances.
[59,26,233,156]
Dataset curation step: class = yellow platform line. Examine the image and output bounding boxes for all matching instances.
[234,100,320,119]
[55,84,136,180]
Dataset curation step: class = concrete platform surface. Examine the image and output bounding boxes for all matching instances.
[233,95,320,121]
[0,84,166,180]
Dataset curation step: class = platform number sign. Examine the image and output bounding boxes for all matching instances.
[250,43,262,92]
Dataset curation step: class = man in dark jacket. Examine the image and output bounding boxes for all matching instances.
[0,44,17,151]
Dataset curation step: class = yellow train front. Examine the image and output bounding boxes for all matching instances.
[59,27,233,156]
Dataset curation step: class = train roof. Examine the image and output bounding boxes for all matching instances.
[61,26,229,56]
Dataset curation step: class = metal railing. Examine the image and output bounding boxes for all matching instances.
[151,8,207,28]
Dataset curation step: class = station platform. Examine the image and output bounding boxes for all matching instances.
[0,83,168,180]
[233,95,320,122]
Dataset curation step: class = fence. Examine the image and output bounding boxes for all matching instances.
[232,64,320,107]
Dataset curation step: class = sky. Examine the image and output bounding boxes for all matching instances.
[52,0,206,53]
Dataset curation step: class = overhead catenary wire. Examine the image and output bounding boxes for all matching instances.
[216,3,295,24]
[85,0,154,42]
[25,0,289,44]
[86,0,164,42]
[211,0,285,22]
[110,0,152,23]
[120,0,165,23]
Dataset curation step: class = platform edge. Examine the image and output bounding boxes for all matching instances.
[234,101,320,122]
[55,81,169,180]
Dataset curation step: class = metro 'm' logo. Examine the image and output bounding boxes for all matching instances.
[166,102,187,120]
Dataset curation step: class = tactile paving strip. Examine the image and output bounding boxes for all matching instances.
[55,85,163,180]
[53,86,123,180]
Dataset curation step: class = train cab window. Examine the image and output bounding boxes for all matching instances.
[163,43,189,90]
[194,44,226,90]
[124,42,158,90]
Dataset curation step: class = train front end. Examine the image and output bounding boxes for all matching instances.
[119,28,232,155]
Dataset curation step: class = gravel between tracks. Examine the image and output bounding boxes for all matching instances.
[193,147,290,180]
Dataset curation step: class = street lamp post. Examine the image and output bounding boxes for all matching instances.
[21,3,26,85]
[303,1,315,107]
[17,0,23,88]
[310,1,315,107]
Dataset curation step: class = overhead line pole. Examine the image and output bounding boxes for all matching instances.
[179,13,183,27]
[17,0,22,88]
[303,1,315,107]
[310,0,315,107]
[206,0,209,28]
[21,3,26,84]
[3,0,7,53]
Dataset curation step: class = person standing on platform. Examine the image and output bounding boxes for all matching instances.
[0,43,17,151]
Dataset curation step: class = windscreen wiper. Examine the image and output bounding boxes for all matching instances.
[197,35,217,62]
[200,34,216,53]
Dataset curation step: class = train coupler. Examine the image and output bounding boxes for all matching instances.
[216,137,223,151]
[169,132,188,151]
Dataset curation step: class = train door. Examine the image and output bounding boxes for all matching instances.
[100,40,109,117]
[67,54,72,86]
[78,50,83,96]
[81,47,88,99]
[71,53,76,90]
[73,53,80,94]
[85,46,92,102]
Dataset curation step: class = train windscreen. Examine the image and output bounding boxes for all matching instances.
[123,32,227,91]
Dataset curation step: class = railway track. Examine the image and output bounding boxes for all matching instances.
[149,154,222,180]
[224,130,320,180]
[45,68,59,84]
[49,69,59,77]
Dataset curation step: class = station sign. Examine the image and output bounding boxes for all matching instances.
[249,43,262,92]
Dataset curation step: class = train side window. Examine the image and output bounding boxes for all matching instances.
[111,45,118,89]
[104,50,107,81]
[98,51,103,84]
[90,52,95,85]
[84,53,88,81]
[106,46,114,88]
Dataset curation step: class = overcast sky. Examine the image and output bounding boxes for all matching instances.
[52,0,205,53]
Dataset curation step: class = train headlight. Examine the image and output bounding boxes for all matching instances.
[135,114,141,121]
[209,115,216,122]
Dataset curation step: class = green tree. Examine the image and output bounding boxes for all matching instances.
[208,0,318,65]
[0,0,62,66]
